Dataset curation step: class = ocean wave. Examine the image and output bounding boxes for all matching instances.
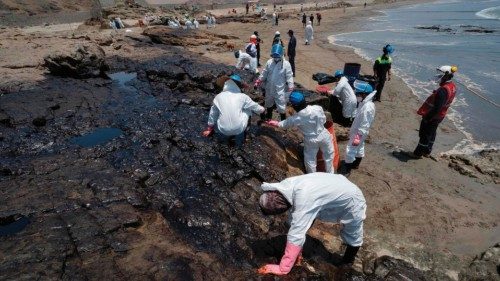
[476,6,500,20]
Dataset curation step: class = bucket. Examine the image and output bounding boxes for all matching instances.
[343,63,361,84]
[316,121,340,172]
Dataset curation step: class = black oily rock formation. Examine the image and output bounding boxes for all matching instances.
[460,243,500,281]
[43,43,108,78]
[1,37,443,280]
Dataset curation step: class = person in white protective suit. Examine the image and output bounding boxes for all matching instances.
[254,44,294,121]
[266,91,335,173]
[185,19,193,29]
[342,83,376,176]
[305,21,314,45]
[202,74,264,147]
[234,50,257,73]
[317,70,357,126]
[257,173,367,275]
[245,35,258,72]
[193,18,199,29]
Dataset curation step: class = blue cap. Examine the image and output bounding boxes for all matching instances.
[383,44,394,54]
[354,83,373,94]
[334,70,343,78]
[271,44,284,58]
[229,74,242,83]
[289,91,305,106]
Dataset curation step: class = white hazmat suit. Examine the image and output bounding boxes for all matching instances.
[305,21,314,44]
[332,76,357,118]
[236,51,257,73]
[345,91,376,163]
[193,19,199,29]
[278,105,334,173]
[207,80,264,136]
[259,58,294,114]
[261,173,367,247]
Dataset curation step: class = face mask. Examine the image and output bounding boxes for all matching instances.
[273,58,281,63]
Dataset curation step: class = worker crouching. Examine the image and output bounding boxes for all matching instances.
[257,173,367,275]
[202,74,265,147]
[266,91,335,173]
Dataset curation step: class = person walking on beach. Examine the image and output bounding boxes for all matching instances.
[272,12,277,26]
[408,65,458,159]
[246,3,249,14]
[266,92,335,174]
[254,44,294,121]
[341,83,376,176]
[301,3,304,12]
[302,13,307,27]
[202,74,264,147]
[373,44,393,102]
[287,30,297,77]
[316,12,322,26]
[254,31,263,67]
[309,13,314,25]
[257,173,366,275]
[272,31,285,47]
[305,21,314,45]
[275,12,279,26]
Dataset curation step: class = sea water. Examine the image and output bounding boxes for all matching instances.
[330,0,500,153]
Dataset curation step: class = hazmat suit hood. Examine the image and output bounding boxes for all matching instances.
[358,91,376,108]
[222,79,241,93]
[261,181,293,207]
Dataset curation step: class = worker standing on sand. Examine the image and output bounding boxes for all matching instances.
[408,65,458,159]
[341,83,376,176]
[317,70,357,126]
[305,21,314,45]
[245,35,258,71]
[266,92,335,173]
[373,44,394,102]
[246,3,249,14]
[309,13,314,25]
[302,13,307,27]
[287,30,297,77]
[234,50,257,73]
[257,173,366,275]
[254,44,294,121]
[272,12,277,26]
[202,74,264,147]
[316,12,322,26]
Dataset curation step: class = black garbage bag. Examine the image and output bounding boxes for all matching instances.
[312,73,336,85]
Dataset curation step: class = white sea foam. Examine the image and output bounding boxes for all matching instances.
[476,6,500,20]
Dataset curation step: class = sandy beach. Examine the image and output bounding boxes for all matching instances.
[0,0,498,280]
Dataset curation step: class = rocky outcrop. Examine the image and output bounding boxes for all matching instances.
[460,243,500,281]
[143,26,238,49]
[444,149,499,184]
[43,43,108,78]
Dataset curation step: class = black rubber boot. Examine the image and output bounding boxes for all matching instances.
[351,157,362,169]
[280,113,287,121]
[266,108,273,120]
[341,245,360,265]
[340,162,353,177]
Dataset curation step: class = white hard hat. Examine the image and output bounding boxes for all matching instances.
[437,65,458,74]
[250,34,257,39]
[275,31,280,35]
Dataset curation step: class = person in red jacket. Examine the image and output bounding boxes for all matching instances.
[409,65,458,158]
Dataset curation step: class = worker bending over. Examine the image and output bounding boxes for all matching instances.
[202,74,264,147]
[266,92,335,173]
[254,44,294,121]
[257,173,367,275]
[342,83,376,175]
[318,70,357,126]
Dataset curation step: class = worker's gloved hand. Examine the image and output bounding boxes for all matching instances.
[316,85,330,95]
[202,126,214,137]
[254,79,263,88]
[287,86,294,93]
[352,133,362,146]
[265,120,279,127]
[257,242,302,275]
